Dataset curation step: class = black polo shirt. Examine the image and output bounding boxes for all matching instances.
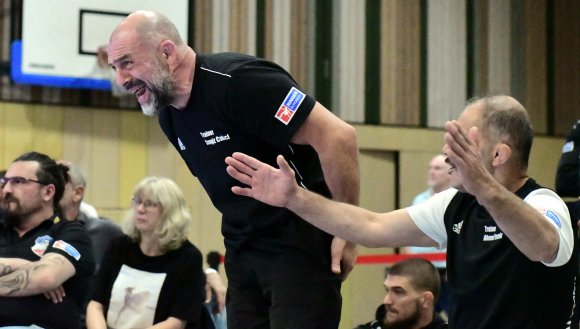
[159,52,333,253]
[0,215,95,329]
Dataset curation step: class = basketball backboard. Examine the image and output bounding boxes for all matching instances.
[11,0,190,90]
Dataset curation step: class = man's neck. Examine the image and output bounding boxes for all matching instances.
[170,48,197,110]
[15,207,55,237]
[62,206,80,221]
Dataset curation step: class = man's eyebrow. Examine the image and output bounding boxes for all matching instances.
[110,54,131,66]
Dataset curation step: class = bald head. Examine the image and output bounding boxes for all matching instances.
[427,154,451,193]
[110,10,184,48]
[465,95,533,169]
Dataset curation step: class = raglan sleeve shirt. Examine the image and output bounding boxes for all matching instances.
[406,188,458,249]
[406,188,573,267]
[524,188,573,267]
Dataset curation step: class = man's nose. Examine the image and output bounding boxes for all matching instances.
[115,70,131,88]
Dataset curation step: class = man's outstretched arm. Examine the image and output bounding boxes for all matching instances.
[225,152,435,248]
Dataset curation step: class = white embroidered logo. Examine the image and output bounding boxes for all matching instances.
[178,138,186,151]
[453,220,463,234]
[482,225,503,241]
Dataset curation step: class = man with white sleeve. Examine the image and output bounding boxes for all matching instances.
[225,95,576,329]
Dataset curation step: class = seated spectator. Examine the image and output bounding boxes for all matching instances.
[58,160,123,274]
[204,251,227,329]
[86,177,205,329]
[0,152,95,328]
[383,258,447,329]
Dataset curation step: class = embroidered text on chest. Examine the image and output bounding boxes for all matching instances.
[482,225,503,241]
[200,130,231,146]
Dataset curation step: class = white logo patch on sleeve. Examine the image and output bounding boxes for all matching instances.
[52,240,81,261]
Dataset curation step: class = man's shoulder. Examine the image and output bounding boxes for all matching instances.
[199,52,283,77]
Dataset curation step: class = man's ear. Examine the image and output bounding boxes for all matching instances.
[43,184,56,202]
[492,143,512,166]
[160,40,178,67]
[422,291,435,308]
[73,185,85,203]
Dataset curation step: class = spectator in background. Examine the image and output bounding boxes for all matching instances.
[354,258,447,329]
[404,155,452,317]
[205,251,228,329]
[555,119,580,329]
[0,152,95,328]
[86,177,205,329]
[383,259,447,329]
[58,160,123,274]
[411,155,452,206]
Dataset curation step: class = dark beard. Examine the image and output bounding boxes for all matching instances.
[2,197,41,229]
[386,301,422,329]
[3,211,23,228]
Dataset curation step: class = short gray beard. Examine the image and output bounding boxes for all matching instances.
[140,69,176,117]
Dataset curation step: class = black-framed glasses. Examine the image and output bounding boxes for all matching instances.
[131,197,159,210]
[0,176,46,188]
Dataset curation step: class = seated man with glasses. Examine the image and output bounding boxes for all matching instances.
[0,152,95,328]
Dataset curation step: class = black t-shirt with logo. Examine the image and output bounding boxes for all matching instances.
[444,179,576,328]
[159,53,333,255]
[0,215,95,328]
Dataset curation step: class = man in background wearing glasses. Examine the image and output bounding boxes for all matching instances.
[0,151,95,329]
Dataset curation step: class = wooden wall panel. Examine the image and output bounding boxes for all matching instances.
[521,0,548,134]
[119,110,148,207]
[380,0,422,125]
[487,0,512,95]
[32,105,63,157]
[553,0,580,136]
[89,110,121,210]
[290,0,309,89]
[194,0,213,52]
[332,0,366,122]
[427,0,467,127]
[1,103,35,161]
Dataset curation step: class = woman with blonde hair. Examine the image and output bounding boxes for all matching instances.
[86,177,205,329]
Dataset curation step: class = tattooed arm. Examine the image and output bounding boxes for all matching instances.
[0,258,33,275]
[0,253,75,297]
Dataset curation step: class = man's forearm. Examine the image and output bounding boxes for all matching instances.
[478,184,562,263]
[0,253,74,297]
[318,136,360,205]
[0,258,32,276]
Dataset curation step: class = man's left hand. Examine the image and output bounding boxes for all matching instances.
[331,237,357,280]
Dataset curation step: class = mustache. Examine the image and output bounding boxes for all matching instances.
[124,79,145,91]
